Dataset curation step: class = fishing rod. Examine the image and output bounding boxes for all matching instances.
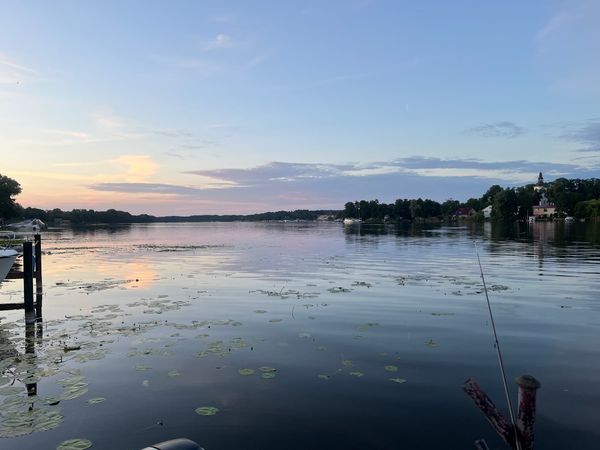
[474,241,522,450]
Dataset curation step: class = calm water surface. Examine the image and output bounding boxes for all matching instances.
[1,222,599,450]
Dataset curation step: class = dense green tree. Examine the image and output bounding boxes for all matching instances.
[481,185,503,206]
[343,202,358,218]
[464,198,482,211]
[394,199,411,219]
[491,188,518,221]
[574,199,600,219]
[441,199,460,217]
[0,174,22,219]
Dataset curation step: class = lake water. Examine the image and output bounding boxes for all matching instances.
[1,221,599,450]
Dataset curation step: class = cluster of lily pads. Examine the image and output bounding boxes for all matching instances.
[0,261,443,447]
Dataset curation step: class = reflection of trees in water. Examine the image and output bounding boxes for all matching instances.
[70,223,132,237]
[343,221,600,265]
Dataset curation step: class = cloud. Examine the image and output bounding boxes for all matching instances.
[85,157,598,214]
[0,54,38,85]
[535,11,574,42]
[110,155,159,182]
[202,34,237,51]
[465,121,525,138]
[560,119,600,153]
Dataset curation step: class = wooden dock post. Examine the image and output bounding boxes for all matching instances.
[34,233,43,317]
[23,241,35,323]
[34,234,42,284]
[515,375,541,450]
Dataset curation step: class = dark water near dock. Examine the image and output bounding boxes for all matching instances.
[1,221,599,450]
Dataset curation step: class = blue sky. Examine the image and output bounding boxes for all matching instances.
[0,0,599,214]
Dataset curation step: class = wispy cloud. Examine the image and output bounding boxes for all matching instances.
[465,121,525,138]
[560,119,600,153]
[534,1,600,95]
[52,154,160,182]
[535,11,574,43]
[202,34,237,51]
[0,54,39,85]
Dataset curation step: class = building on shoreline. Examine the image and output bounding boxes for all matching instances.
[531,174,556,219]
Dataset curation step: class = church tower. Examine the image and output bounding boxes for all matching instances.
[534,172,545,192]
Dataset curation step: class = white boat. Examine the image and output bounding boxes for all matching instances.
[6,219,46,232]
[0,232,18,282]
[343,218,362,225]
[0,249,17,282]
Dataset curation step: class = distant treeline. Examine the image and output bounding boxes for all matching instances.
[344,177,600,222]
[18,207,342,224]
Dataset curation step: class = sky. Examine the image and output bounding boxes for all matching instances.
[1,0,599,215]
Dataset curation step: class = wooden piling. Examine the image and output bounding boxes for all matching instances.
[23,241,35,323]
[515,375,541,450]
[34,234,42,284]
[34,234,43,315]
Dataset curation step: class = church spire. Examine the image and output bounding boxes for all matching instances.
[537,172,544,186]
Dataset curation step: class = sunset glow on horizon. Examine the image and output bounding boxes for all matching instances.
[1,1,599,215]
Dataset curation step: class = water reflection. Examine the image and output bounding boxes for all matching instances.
[0,222,599,449]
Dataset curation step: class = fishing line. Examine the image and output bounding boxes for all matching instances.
[474,241,521,450]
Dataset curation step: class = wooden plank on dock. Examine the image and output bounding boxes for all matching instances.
[0,303,26,311]
[5,271,24,280]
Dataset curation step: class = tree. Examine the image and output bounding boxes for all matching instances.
[0,174,22,219]
[481,185,503,206]
[442,199,460,217]
[491,188,518,221]
[343,202,358,219]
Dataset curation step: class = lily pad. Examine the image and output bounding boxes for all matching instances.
[341,360,353,367]
[258,366,277,373]
[389,377,407,384]
[261,372,276,379]
[349,371,364,377]
[86,397,105,405]
[195,406,220,416]
[167,370,181,377]
[238,368,255,376]
[317,374,330,380]
[384,365,398,372]
[57,439,93,449]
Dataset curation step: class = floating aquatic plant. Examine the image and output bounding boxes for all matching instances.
[0,407,64,438]
[349,371,364,377]
[86,397,105,405]
[389,378,407,384]
[238,368,255,376]
[195,406,219,416]
[57,438,93,449]
[384,365,398,372]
